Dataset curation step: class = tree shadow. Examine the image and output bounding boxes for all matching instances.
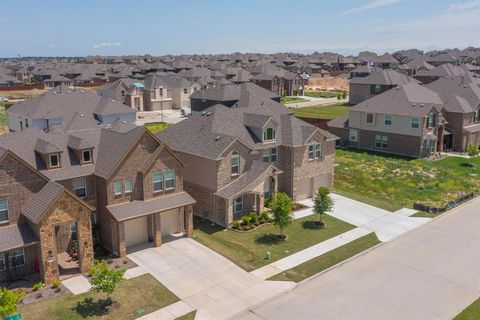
[254,233,278,245]
[72,297,110,317]
[460,163,475,168]
[302,220,324,230]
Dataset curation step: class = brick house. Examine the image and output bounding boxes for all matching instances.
[329,82,447,158]
[143,75,199,110]
[97,78,145,111]
[0,120,195,285]
[158,84,337,226]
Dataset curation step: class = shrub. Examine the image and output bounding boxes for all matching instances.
[51,279,61,289]
[341,91,347,99]
[261,210,269,221]
[32,282,45,291]
[249,212,258,224]
[122,258,128,265]
[336,92,342,100]
[241,215,251,225]
[232,221,241,229]
[264,198,272,208]
[467,143,479,157]
[0,288,25,318]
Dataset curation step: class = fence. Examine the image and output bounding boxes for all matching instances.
[413,193,475,214]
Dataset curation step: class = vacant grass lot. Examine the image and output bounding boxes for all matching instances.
[20,275,178,320]
[269,233,380,282]
[293,104,350,120]
[193,214,355,271]
[144,122,171,134]
[304,91,343,98]
[454,298,480,320]
[280,96,307,104]
[334,149,480,212]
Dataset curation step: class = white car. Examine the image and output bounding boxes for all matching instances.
[0,96,8,102]
[181,107,192,117]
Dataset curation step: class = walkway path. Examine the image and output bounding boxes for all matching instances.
[252,194,430,280]
[138,301,194,320]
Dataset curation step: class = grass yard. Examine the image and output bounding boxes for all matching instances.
[193,214,355,271]
[454,298,480,320]
[269,233,380,282]
[176,311,197,320]
[293,104,350,120]
[20,274,179,320]
[280,96,307,104]
[334,149,480,212]
[304,91,342,98]
[144,122,171,134]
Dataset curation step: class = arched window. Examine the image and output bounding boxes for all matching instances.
[263,128,276,142]
[231,151,240,176]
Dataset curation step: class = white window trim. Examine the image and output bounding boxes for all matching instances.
[411,117,420,128]
[165,169,175,190]
[366,113,375,125]
[384,114,392,126]
[73,178,87,198]
[234,196,243,214]
[349,129,358,142]
[263,128,276,142]
[10,248,25,268]
[49,153,60,168]
[153,171,164,193]
[82,150,92,163]
[0,198,9,223]
[231,151,240,176]
[307,144,315,160]
[114,181,123,195]
[124,178,133,194]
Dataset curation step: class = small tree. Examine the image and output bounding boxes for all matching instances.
[467,143,479,157]
[336,92,342,100]
[0,288,24,319]
[313,187,334,227]
[271,192,294,239]
[89,260,125,305]
[341,91,347,100]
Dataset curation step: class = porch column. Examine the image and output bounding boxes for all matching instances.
[39,226,59,285]
[438,126,445,153]
[226,199,233,225]
[78,217,94,274]
[118,221,127,257]
[153,213,162,247]
[256,194,264,214]
[185,205,193,238]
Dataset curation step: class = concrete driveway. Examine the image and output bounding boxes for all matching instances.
[233,197,480,320]
[127,238,294,320]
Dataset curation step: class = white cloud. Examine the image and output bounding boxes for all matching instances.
[445,0,480,12]
[47,43,55,48]
[338,0,403,16]
[93,42,123,49]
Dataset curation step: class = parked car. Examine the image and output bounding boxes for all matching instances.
[0,96,9,102]
[180,107,192,117]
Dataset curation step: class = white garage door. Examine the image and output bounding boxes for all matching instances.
[125,217,148,247]
[161,209,179,236]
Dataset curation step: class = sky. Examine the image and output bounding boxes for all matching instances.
[1,0,479,57]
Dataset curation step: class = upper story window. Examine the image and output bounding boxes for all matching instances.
[153,171,164,192]
[121,90,125,97]
[114,181,123,195]
[366,113,375,124]
[70,222,77,241]
[475,109,480,122]
[0,198,9,222]
[263,128,276,142]
[411,117,420,129]
[308,143,322,160]
[315,143,322,158]
[82,150,92,163]
[384,114,392,126]
[165,169,175,190]
[231,151,240,176]
[183,88,188,94]
[73,178,87,198]
[160,88,164,96]
[49,153,60,168]
[374,84,381,93]
[427,113,435,128]
[263,148,278,163]
[124,178,133,194]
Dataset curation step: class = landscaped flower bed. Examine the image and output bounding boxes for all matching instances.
[230,211,273,232]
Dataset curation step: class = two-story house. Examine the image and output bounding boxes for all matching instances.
[329,82,446,158]
[143,75,199,110]
[158,84,337,226]
[0,120,195,285]
[97,78,145,111]
[349,69,419,105]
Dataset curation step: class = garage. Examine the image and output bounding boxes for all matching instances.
[124,216,148,247]
[296,177,314,200]
[160,209,180,236]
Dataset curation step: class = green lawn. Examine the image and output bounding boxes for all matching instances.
[193,214,355,271]
[454,298,480,320]
[144,122,171,134]
[280,96,307,104]
[304,91,342,98]
[269,233,380,282]
[20,275,179,320]
[0,109,8,127]
[334,149,480,212]
[293,104,350,120]
[176,311,197,320]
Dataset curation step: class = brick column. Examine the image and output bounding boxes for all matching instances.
[257,194,264,214]
[185,206,193,238]
[118,221,126,257]
[153,212,162,247]
[78,217,94,274]
[226,199,233,225]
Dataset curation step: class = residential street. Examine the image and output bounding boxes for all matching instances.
[233,198,480,320]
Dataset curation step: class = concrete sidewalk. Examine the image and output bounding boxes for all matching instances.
[138,301,194,320]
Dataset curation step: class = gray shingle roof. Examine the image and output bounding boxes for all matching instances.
[426,74,480,113]
[0,224,39,251]
[350,69,419,85]
[107,191,196,221]
[22,181,64,223]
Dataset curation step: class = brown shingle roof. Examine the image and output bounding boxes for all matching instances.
[0,224,39,251]
[22,181,64,224]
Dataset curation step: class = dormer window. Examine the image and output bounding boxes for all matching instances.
[263,128,276,142]
[49,153,60,168]
[231,151,240,176]
[82,150,92,163]
[121,90,125,97]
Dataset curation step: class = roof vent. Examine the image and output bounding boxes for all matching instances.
[80,114,84,117]
[420,104,424,107]
[67,90,71,94]
[201,111,207,116]
[110,99,115,103]
[122,120,126,124]
[215,136,221,141]
[412,103,416,107]
[206,112,211,117]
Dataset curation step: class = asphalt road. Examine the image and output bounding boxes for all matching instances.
[233,198,480,320]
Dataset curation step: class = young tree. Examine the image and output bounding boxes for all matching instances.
[313,186,334,227]
[341,91,347,100]
[89,260,125,305]
[466,143,479,157]
[271,192,294,239]
[0,288,24,319]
